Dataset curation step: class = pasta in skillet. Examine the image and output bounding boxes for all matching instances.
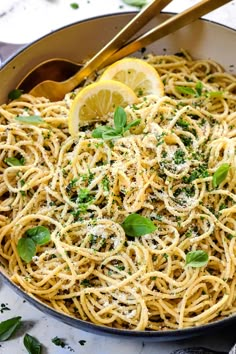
[0,51,235,330]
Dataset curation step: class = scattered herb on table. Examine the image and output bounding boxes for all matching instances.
[122,0,148,8]
[78,340,86,346]
[24,333,42,354]
[0,303,10,314]
[121,213,157,237]
[0,316,22,341]
[92,106,140,140]
[185,250,209,268]
[70,2,79,9]
[52,336,66,348]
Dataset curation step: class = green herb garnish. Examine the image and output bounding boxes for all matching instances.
[17,226,51,263]
[77,188,91,203]
[8,89,23,100]
[207,91,224,98]
[23,333,42,354]
[185,250,208,268]
[177,118,189,128]
[25,226,50,245]
[92,106,140,140]
[102,176,110,191]
[121,213,157,237]
[81,279,91,287]
[66,178,79,193]
[0,316,22,341]
[175,86,196,96]
[195,81,203,97]
[4,157,24,167]
[15,115,44,125]
[183,164,209,183]
[212,163,230,188]
[174,149,185,165]
[17,238,36,263]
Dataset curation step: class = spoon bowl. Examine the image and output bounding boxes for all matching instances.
[18,58,81,93]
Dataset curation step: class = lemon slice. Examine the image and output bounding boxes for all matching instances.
[100,57,164,97]
[68,80,138,136]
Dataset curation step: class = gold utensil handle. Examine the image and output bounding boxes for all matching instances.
[67,0,172,90]
[106,0,233,65]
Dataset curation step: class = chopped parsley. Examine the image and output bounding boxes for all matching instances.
[102,176,110,191]
[177,118,189,128]
[174,149,185,165]
[183,164,209,183]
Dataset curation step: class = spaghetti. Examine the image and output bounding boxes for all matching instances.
[0,52,235,330]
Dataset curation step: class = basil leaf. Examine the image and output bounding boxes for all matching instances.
[26,226,51,245]
[114,106,127,132]
[92,126,114,139]
[4,157,24,167]
[213,163,230,188]
[17,238,36,263]
[207,91,224,98]
[195,81,203,97]
[15,116,44,125]
[8,89,23,100]
[185,250,209,268]
[24,333,42,354]
[122,0,147,8]
[176,86,196,95]
[124,119,141,131]
[102,130,122,140]
[122,213,157,237]
[0,316,22,341]
[92,107,140,140]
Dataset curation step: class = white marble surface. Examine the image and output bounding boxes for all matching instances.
[0,1,236,353]
[0,0,235,43]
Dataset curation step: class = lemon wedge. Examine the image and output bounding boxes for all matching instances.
[68,80,138,136]
[100,57,164,97]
